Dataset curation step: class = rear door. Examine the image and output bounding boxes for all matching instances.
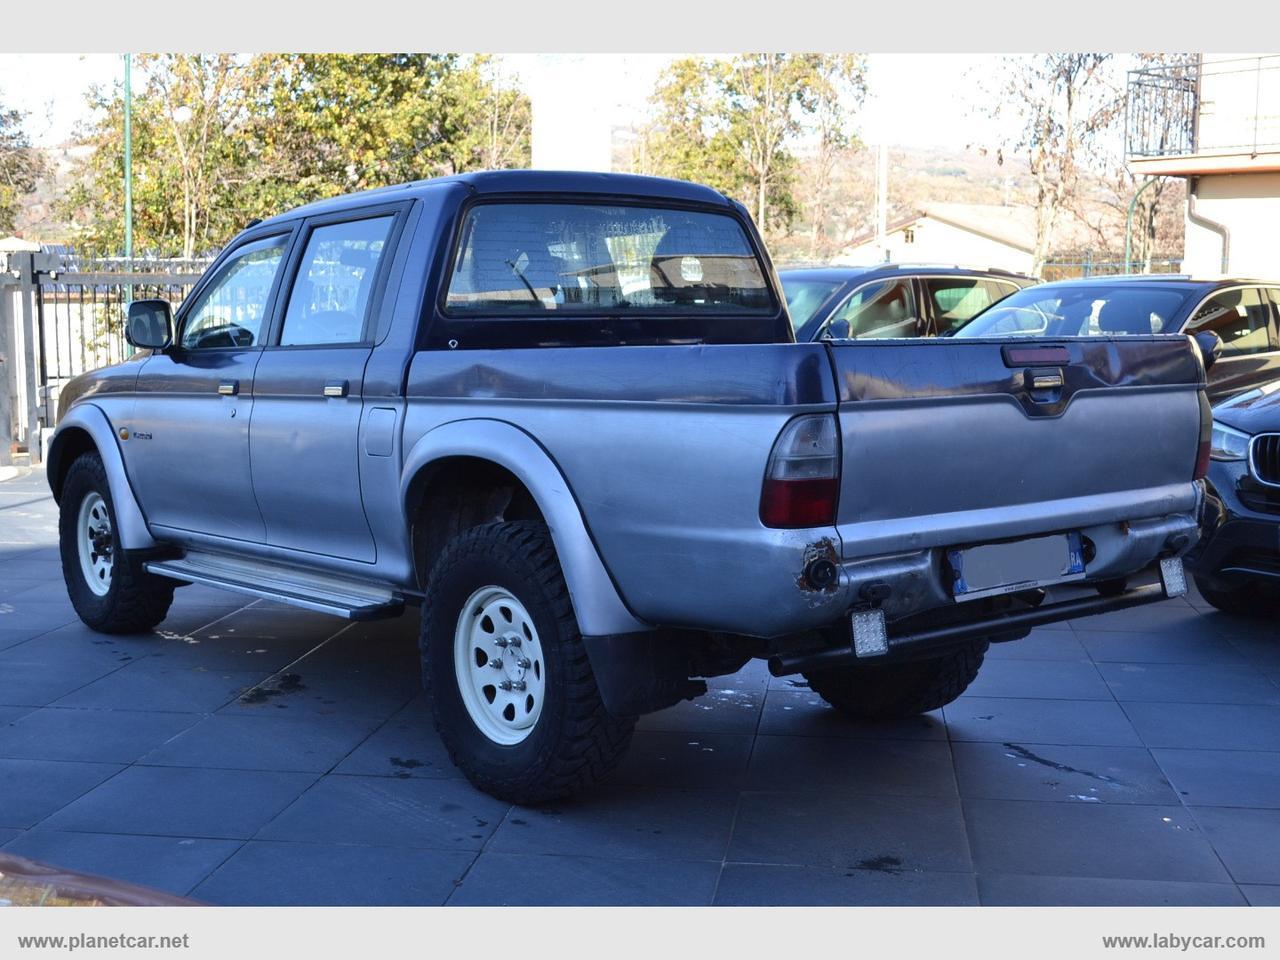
[248,206,404,562]
[828,337,1205,561]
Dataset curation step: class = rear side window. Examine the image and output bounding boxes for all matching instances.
[280,216,394,346]
[925,278,1020,333]
[1187,287,1274,356]
[445,202,773,315]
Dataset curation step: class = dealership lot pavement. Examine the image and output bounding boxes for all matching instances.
[3,467,1280,906]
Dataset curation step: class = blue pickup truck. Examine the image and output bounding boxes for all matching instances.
[48,171,1207,802]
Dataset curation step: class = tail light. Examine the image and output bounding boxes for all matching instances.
[1194,392,1212,480]
[760,414,839,528]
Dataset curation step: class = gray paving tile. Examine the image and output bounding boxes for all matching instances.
[729,792,971,872]
[41,766,316,839]
[976,874,1247,906]
[0,603,80,635]
[1124,702,1280,751]
[192,840,473,906]
[0,828,20,845]
[963,658,1110,700]
[488,787,735,862]
[1077,628,1248,664]
[1191,807,1280,885]
[0,628,44,652]
[3,830,241,897]
[258,774,507,850]
[1070,603,1219,637]
[218,666,417,721]
[1154,748,1280,808]
[139,712,383,773]
[450,852,720,906]
[0,706,32,726]
[0,758,122,829]
[964,798,1230,882]
[1101,662,1280,705]
[758,689,945,740]
[715,863,978,906]
[637,685,764,735]
[330,696,456,780]
[610,731,753,789]
[953,741,1179,804]
[983,628,1086,661]
[746,735,957,797]
[0,708,197,763]
[0,655,125,708]
[944,697,1142,746]
[1242,885,1280,906]
[51,662,268,713]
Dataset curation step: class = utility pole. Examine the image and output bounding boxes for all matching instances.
[875,142,888,261]
[123,53,133,268]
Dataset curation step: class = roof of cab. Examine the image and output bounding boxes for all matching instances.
[252,170,734,229]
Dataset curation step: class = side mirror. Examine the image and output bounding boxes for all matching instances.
[823,318,852,340]
[125,299,174,351]
[1193,330,1223,372]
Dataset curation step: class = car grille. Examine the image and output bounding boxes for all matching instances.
[1250,433,1280,487]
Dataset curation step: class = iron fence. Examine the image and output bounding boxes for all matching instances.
[1041,257,1183,282]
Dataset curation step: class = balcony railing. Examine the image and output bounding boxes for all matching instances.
[1126,55,1280,160]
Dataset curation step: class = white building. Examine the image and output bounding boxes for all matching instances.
[1127,54,1280,277]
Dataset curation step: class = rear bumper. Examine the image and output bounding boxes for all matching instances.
[835,508,1203,624]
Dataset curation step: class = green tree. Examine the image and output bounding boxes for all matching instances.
[641,54,866,236]
[59,54,532,257]
[0,101,44,234]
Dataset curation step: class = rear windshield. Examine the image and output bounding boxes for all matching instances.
[953,283,1195,338]
[780,278,841,331]
[445,202,774,315]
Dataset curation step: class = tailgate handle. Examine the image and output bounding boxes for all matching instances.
[1030,371,1064,390]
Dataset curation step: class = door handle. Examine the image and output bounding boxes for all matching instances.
[217,380,239,396]
[323,379,350,398]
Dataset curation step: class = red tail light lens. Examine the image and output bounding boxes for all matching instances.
[760,415,839,528]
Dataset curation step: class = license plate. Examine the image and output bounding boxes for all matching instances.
[948,532,1085,601]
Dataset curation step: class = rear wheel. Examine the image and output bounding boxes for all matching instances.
[1194,574,1278,617]
[421,521,634,804]
[58,451,174,633]
[804,639,989,720]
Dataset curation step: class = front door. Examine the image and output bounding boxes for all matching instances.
[1184,286,1280,403]
[125,233,292,542]
[248,212,399,562]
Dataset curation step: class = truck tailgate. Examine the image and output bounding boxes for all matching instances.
[829,337,1206,561]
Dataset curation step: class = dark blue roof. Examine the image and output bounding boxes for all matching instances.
[779,264,1034,283]
[256,170,733,228]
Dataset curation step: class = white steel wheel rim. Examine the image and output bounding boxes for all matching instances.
[77,491,114,597]
[454,585,547,745]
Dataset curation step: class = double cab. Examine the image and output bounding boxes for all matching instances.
[49,171,1208,802]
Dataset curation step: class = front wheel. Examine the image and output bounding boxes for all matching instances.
[421,521,634,804]
[1193,574,1279,617]
[804,639,989,720]
[58,451,174,634]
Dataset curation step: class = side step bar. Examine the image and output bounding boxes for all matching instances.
[145,552,405,621]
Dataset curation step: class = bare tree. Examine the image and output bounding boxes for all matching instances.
[987,55,1123,275]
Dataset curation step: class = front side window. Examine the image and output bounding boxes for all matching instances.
[181,237,288,350]
[954,284,1194,339]
[825,279,916,338]
[925,278,1020,333]
[445,203,773,315]
[1186,287,1274,356]
[280,216,394,346]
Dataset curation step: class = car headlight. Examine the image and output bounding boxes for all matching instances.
[1210,421,1251,461]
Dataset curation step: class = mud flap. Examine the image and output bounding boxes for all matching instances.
[581,632,707,717]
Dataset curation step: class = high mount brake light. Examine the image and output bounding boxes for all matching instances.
[760,415,839,528]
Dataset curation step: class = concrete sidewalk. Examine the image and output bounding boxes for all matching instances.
[2,467,1279,905]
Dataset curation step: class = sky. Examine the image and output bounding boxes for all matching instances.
[0,52,1017,151]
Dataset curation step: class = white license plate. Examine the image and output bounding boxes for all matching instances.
[948,533,1085,602]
